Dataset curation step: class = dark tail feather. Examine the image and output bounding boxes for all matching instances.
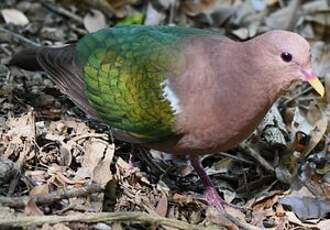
[11,45,99,118]
[10,48,43,71]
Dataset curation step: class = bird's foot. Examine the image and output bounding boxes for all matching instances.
[189,156,244,213]
[205,186,225,213]
[205,186,244,213]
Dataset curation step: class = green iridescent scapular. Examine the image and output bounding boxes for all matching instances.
[75,25,218,141]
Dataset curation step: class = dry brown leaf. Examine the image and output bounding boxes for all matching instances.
[48,120,90,138]
[280,196,330,220]
[265,0,300,30]
[30,184,49,196]
[275,216,288,230]
[312,42,330,77]
[172,193,196,205]
[253,193,280,211]
[250,0,266,11]
[41,223,72,230]
[181,0,217,16]
[24,200,44,216]
[56,171,86,185]
[75,138,114,186]
[111,222,123,230]
[1,8,29,26]
[83,9,107,33]
[275,204,286,217]
[304,109,327,156]
[25,170,47,184]
[303,1,330,27]
[7,112,35,144]
[250,211,266,227]
[266,0,279,6]
[116,157,132,174]
[225,206,246,224]
[286,211,315,228]
[2,112,36,165]
[231,28,250,40]
[92,143,115,186]
[317,219,330,229]
[154,193,168,217]
[291,105,327,156]
[144,3,165,25]
[48,164,85,186]
[325,74,330,103]
[59,143,73,166]
[206,208,239,230]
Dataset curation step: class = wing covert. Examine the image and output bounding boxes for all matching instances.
[75,25,217,141]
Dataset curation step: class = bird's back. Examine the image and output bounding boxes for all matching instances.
[12,25,222,144]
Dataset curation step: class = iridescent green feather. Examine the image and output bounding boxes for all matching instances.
[75,25,218,141]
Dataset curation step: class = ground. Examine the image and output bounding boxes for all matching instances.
[0,0,330,229]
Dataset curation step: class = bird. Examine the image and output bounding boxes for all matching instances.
[11,25,324,213]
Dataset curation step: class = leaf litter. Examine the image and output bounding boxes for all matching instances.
[1,0,330,229]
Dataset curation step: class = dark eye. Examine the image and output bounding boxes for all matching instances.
[281,52,293,62]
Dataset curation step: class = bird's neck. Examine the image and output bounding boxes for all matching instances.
[232,41,294,107]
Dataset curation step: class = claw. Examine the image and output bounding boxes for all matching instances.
[205,186,225,213]
[190,156,244,213]
[205,186,244,213]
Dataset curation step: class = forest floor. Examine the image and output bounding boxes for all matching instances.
[1,0,330,229]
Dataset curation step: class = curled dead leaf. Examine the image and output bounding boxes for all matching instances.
[154,192,168,217]
[75,139,114,186]
[291,105,327,156]
[24,200,44,216]
[280,196,330,220]
[83,9,107,33]
[1,8,29,26]
[30,184,49,196]
[181,0,217,16]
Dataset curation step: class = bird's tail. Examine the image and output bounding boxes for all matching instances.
[10,45,99,118]
[10,47,43,71]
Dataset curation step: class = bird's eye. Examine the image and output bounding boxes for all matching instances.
[281,52,293,62]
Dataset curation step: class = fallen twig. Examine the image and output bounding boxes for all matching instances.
[283,86,314,107]
[240,143,275,172]
[225,213,262,230]
[0,211,218,230]
[41,2,83,24]
[71,133,108,142]
[0,27,40,47]
[217,152,254,165]
[0,183,103,208]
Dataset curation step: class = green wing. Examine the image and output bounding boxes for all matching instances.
[75,25,217,141]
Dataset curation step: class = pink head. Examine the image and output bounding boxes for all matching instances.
[250,30,324,96]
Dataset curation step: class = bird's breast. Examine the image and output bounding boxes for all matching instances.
[168,75,273,155]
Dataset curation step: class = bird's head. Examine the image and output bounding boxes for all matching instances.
[252,30,324,97]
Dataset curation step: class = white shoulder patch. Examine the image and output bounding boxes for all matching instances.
[161,79,181,113]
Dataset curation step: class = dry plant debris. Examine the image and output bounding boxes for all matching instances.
[1,0,330,229]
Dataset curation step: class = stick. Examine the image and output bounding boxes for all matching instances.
[0,183,103,208]
[41,2,83,24]
[240,143,275,173]
[217,152,254,165]
[0,27,40,47]
[225,213,262,230]
[0,211,218,230]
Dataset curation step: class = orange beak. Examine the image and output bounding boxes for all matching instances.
[301,69,325,97]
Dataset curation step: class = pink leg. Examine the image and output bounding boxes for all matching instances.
[190,156,240,213]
